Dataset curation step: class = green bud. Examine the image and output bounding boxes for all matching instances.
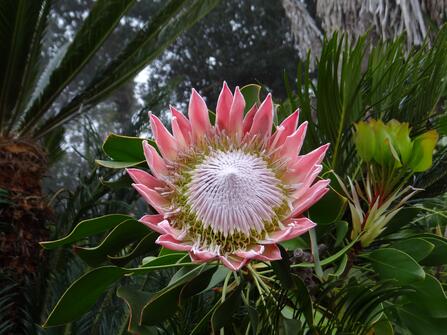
[354,119,438,173]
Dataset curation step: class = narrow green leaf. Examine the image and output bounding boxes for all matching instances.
[20,0,136,135]
[290,274,314,328]
[35,0,221,138]
[40,214,132,249]
[190,300,220,335]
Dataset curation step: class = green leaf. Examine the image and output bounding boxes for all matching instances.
[290,275,314,329]
[117,287,160,335]
[180,266,218,302]
[100,173,133,190]
[190,300,220,335]
[408,130,439,172]
[309,188,347,225]
[140,265,204,325]
[328,254,348,277]
[40,214,132,249]
[420,235,447,266]
[35,0,221,138]
[271,246,293,289]
[335,220,349,246]
[20,0,136,136]
[279,317,302,335]
[240,84,261,114]
[43,266,127,327]
[391,238,434,262]
[366,248,425,284]
[108,233,158,267]
[102,133,150,162]
[95,159,145,169]
[141,253,187,267]
[280,236,308,251]
[74,219,151,267]
[372,317,394,335]
[211,286,242,332]
[292,238,357,268]
[405,274,447,319]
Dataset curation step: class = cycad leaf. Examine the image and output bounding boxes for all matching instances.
[34,0,221,138]
[19,0,136,136]
[0,0,46,129]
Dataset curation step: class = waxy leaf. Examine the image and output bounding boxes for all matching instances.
[117,287,159,335]
[419,235,447,266]
[103,133,150,162]
[109,233,158,267]
[74,219,151,267]
[44,266,127,327]
[392,238,434,262]
[40,214,132,249]
[366,248,425,284]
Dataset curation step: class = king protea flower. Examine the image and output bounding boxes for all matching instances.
[128,83,330,271]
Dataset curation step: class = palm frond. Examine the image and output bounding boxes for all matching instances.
[0,0,47,133]
[18,0,136,137]
[33,0,221,139]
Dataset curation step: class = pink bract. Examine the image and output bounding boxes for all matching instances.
[128,82,330,271]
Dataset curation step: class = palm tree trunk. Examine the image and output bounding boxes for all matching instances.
[0,137,50,334]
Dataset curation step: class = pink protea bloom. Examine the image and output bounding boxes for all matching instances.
[128,83,330,271]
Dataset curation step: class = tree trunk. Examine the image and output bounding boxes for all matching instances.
[0,137,51,334]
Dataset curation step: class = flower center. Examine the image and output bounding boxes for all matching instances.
[186,150,284,237]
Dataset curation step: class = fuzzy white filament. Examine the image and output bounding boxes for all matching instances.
[186,150,284,237]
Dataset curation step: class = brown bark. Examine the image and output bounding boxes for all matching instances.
[0,137,51,333]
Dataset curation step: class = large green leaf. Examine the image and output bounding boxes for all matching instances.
[44,259,199,327]
[419,235,447,266]
[19,0,136,136]
[43,266,128,327]
[102,133,150,162]
[40,214,132,249]
[35,0,221,138]
[405,274,447,319]
[366,248,425,284]
[74,219,152,267]
[391,238,434,262]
